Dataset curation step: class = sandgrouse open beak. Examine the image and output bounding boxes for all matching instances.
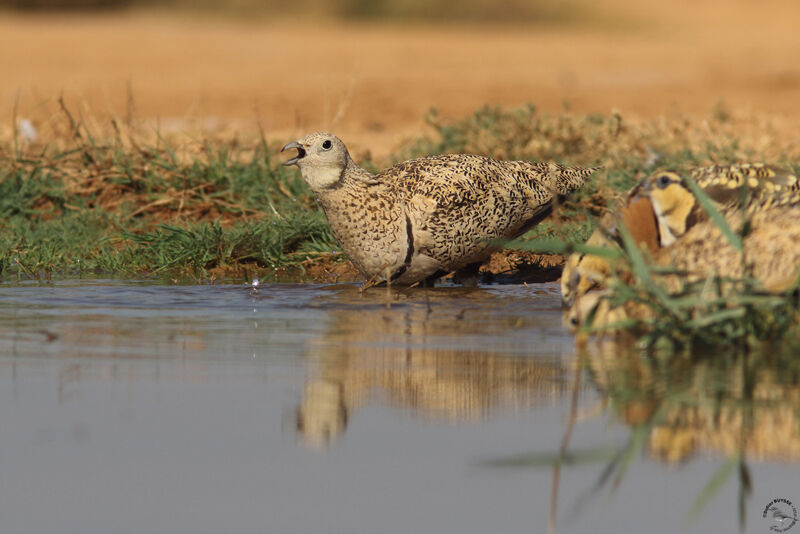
[281,141,306,166]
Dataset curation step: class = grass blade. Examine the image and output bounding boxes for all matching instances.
[682,173,743,251]
[683,457,738,527]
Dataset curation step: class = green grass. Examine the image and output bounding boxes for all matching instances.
[0,116,340,280]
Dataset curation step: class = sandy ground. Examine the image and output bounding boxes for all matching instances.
[2,0,800,155]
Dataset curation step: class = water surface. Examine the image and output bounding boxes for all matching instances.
[0,280,797,533]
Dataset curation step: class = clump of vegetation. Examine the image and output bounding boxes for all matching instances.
[0,101,338,280]
[515,173,800,350]
[582,232,800,351]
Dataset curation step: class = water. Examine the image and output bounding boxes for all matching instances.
[0,280,797,534]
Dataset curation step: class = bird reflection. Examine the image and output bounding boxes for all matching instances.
[581,339,800,463]
[295,284,574,447]
[543,339,800,534]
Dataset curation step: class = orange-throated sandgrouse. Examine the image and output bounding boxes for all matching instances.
[561,163,800,306]
[563,164,800,329]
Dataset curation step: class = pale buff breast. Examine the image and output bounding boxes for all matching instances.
[317,186,409,282]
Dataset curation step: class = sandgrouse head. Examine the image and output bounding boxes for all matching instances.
[637,170,698,246]
[282,132,351,192]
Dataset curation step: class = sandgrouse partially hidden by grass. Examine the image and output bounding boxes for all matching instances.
[561,163,800,307]
[641,163,799,246]
[282,132,599,286]
[564,164,800,330]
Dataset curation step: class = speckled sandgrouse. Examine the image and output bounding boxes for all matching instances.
[282,132,599,286]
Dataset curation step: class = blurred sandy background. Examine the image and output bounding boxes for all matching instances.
[2,0,800,155]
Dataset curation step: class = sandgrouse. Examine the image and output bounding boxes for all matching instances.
[562,163,800,305]
[282,132,599,286]
[564,164,800,329]
[640,163,798,245]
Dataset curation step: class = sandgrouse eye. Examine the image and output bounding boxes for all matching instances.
[322,140,332,150]
[657,174,671,189]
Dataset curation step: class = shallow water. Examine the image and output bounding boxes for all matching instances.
[0,280,797,534]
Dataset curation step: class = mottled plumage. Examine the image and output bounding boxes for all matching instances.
[571,203,800,330]
[562,163,800,307]
[561,194,659,306]
[282,132,598,285]
[641,163,799,246]
[566,165,800,330]
[655,203,800,292]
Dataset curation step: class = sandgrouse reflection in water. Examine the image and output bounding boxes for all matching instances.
[294,286,574,447]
